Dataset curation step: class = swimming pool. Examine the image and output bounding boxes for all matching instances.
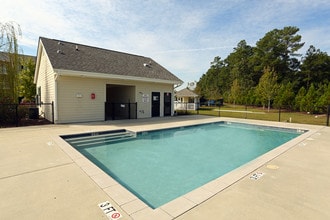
[62,121,304,208]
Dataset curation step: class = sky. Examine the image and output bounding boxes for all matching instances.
[1,0,330,89]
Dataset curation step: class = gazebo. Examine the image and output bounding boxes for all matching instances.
[174,88,199,111]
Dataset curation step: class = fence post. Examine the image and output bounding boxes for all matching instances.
[278,107,281,122]
[112,103,115,120]
[245,105,247,119]
[104,102,106,121]
[135,102,137,119]
[15,104,19,127]
[327,105,330,126]
[128,103,131,119]
[51,101,55,124]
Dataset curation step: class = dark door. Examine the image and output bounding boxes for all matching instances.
[164,92,171,116]
[152,92,160,117]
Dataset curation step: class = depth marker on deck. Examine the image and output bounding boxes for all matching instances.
[250,172,264,180]
[98,201,122,219]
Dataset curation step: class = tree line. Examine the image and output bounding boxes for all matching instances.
[195,26,330,113]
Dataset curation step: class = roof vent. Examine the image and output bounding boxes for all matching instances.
[143,63,150,67]
[75,45,79,51]
[57,49,61,54]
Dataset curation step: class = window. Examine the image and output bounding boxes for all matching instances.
[0,65,7,74]
[36,86,41,105]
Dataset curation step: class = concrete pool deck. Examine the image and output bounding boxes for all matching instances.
[1,115,329,219]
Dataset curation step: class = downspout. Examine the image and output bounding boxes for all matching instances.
[54,73,59,123]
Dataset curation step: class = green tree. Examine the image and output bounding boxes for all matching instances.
[303,83,317,113]
[18,58,36,102]
[315,83,330,113]
[274,82,295,109]
[0,22,22,103]
[246,87,258,106]
[196,68,220,100]
[294,87,306,111]
[256,67,279,111]
[196,56,228,100]
[196,26,330,113]
[253,26,304,82]
[230,78,240,105]
[226,40,255,104]
[300,45,330,89]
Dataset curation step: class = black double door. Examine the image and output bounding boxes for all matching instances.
[151,92,172,117]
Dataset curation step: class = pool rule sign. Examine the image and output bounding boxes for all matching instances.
[98,201,122,219]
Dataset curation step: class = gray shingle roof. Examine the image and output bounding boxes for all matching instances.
[40,37,182,83]
[175,88,198,97]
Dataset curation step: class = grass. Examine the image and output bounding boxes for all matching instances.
[177,104,329,126]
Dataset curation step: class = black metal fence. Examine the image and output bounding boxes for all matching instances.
[177,103,330,126]
[0,102,54,127]
[105,102,137,120]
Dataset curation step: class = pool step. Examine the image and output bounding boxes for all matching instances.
[63,130,136,147]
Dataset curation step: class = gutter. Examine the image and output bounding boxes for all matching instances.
[54,69,183,85]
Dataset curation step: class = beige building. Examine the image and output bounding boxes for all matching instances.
[34,37,182,123]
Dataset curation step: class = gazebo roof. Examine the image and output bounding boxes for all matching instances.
[175,88,198,97]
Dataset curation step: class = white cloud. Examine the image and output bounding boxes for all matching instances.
[300,27,330,54]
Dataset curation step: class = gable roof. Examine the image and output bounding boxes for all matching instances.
[37,37,182,84]
[175,88,198,97]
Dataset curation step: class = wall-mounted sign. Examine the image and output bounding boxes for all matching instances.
[153,96,159,101]
[142,94,149,103]
[91,93,96,99]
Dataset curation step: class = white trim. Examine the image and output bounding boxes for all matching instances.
[54,69,183,85]
[33,40,43,84]
[54,79,58,123]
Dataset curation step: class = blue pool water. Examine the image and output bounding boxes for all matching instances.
[63,122,303,208]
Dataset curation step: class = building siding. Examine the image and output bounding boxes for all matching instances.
[56,76,105,123]
[36,48,55,122]
[54,77,174,123]
[133,81,174,118]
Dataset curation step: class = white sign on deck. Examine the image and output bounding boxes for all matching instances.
[98,201,122,219]
[250,172,264,180]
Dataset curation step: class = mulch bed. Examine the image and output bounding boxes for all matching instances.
[0,118,52,128]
